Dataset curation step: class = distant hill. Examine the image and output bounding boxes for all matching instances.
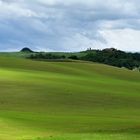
[20,47,34,53]
[0,47,139,70]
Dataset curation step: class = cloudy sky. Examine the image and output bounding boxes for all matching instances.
[0,0,140,52]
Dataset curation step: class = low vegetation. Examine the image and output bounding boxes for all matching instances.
[27,48,140,70]
[82,48,140,70]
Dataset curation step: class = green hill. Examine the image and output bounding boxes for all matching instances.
[0,57,139,140]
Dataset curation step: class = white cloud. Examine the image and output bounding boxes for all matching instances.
[0,0,140,52]
[99,29,140,52]
[0,0,38,18]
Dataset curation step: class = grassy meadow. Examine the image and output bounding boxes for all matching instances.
[0,55,139,140]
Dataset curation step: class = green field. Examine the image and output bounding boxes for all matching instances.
[0,56,140,140]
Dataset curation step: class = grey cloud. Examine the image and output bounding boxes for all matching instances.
[0,0,140,51]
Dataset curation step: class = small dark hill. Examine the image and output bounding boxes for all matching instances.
[20,47,33,53]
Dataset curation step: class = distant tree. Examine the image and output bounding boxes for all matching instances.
[28,53,66,60]
[27,47,140,70]
[68,55,78,60]
[82,48,140,70]
[61,55,66,59]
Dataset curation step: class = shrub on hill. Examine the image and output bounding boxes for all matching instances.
[68,55,78,60]
[29,53,66,60]
[28,48,140,70]
[82,48,140,70]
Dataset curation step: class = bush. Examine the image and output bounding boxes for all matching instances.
[68,55,78,60]
[28,53,66,60]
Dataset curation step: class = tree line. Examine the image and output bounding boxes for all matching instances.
[28,48,140,70]
[81,48,140,70]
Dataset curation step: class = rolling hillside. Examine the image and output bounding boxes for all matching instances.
[0,57,139,140]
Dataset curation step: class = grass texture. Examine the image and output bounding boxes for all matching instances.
[0,56,139,140]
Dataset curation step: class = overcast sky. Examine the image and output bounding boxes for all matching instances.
[0,0,140,52]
